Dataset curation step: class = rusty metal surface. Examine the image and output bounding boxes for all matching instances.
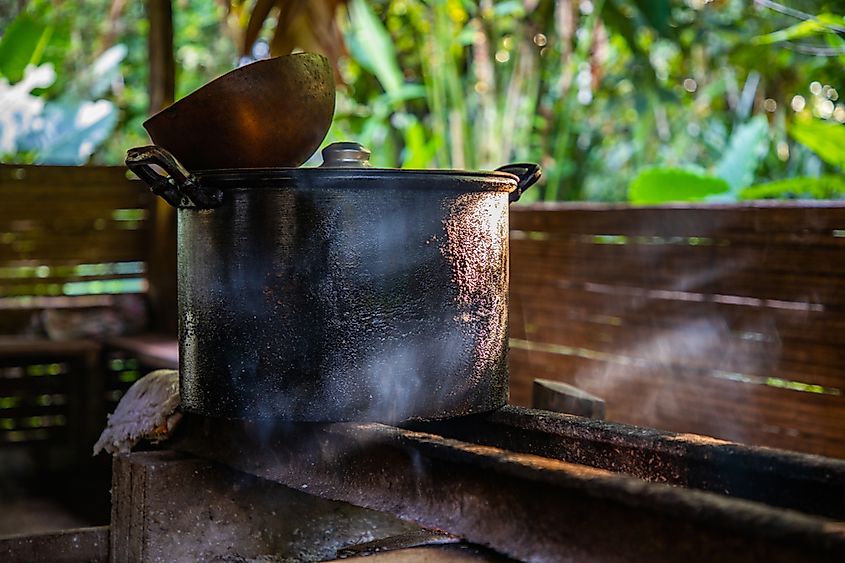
[171,414,845,563]
[407,406,845,520]
[143,53,335,171]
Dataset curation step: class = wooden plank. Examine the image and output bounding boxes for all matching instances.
[0,405,70,418]
[0,273,146,291]
[0,213,150,228]
[510,282,843,324]
[1,200,151,220]
[509,203,845,236]
[2,180,148,197]
[1,163,133,184]
[510,266,845,307]
[508,204,845,458]
[147,0,175,114]
[511,236,845,277]
[1,183,144,197]
[0,236,150,262]
[510,284,845,347]
[0,310,37,334]
[511,229,845,249]
[510,241,845,296]
[0,338,100,355]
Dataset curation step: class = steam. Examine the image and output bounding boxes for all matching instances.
[520,240,793,444]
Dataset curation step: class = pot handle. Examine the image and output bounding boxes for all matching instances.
[496,163,542,203]
[125,145,223,209]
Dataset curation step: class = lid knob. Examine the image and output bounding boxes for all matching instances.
[320,141,371,168]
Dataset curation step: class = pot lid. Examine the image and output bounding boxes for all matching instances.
[195,141,538,187]
[125,142,541,209]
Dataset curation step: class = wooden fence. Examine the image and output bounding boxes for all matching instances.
[509,203,845,458]
[1,165,155,449]
[0,165,152,334]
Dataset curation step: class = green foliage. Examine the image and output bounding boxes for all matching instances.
[0,13,53,82]
[713,115,770,190]
[753,13,845,46]
[740,175,845,200]
[2,0,844,205]
[629,168,730,204]
[347,0,404,96]
[0,2,127,165]
[788,119,845,170]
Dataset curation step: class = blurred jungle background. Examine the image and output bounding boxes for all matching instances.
[0,0,843,203]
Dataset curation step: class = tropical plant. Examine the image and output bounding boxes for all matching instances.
[2,0,843,204]
[0,8,124,164]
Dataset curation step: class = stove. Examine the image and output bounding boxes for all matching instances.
[108,405,845,562]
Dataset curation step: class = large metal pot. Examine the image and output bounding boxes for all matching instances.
[126,143,541,422]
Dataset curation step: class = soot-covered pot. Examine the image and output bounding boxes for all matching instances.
[126,142,541,422]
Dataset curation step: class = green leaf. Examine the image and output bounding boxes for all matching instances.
[399,116,439,169]
[374,83,427,108]
[0,13,53,83]
[631,0,672,37]
[629,168,731,204]
[18,100,117,165]
[347,0,404,96]
[740,175,845,200]
[788,119,845,170]
[713,115,769,190]
[753,14,845,45]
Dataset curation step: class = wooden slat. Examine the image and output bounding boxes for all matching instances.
[511,236,845,277]
[0,272,144,289]
[509,202,845,236]
[1,191,150,213]
[2,162,132,181]
[0,232,150,261]
[512,258,845,307]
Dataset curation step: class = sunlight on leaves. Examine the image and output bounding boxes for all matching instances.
[629,168,730,204]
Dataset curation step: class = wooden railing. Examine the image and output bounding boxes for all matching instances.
[509,202,845,459]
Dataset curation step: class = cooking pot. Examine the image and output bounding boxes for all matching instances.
[126,142,541,422]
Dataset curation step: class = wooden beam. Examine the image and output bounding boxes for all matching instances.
[145,0,178,334]
[147,0,175,114]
